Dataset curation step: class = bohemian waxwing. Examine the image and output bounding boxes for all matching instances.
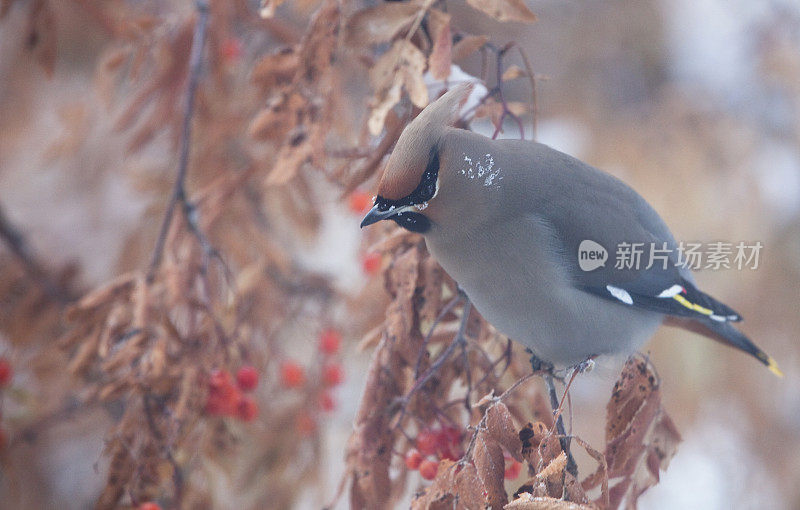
[361,83,782,377]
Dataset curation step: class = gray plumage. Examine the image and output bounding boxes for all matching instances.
[361,84,781,375]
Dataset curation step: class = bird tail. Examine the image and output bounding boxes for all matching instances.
[664,317,783,377]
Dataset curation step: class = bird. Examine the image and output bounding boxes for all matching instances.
[360,82,782,379]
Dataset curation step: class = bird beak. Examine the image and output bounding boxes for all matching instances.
[360,204,414,228]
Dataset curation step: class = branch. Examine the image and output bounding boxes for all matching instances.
[147,0,210,282]
[0,204,69,302]
[491,43,524,140]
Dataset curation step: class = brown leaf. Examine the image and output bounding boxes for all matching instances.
[574,435,609,509]
[455,462,487,509]
[251,49,299,90]
[427,9,452,80]
[505,494,594,510]
[266,128,313,185]
[474,431,508,509]
[452,35,489,61]
[486,402,523,461]
[66,272,138,320]
[345,3,419,47]
[411,459,457,509]
[465,0,537,23]
[603,355,681,509]
[368,40,428,135]
[502,65,527,81]
[536,451,565,482]
[419,256,444,325]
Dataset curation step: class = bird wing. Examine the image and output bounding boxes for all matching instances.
[513,141,742,323]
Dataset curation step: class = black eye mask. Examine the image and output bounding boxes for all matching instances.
[373,151,439,233]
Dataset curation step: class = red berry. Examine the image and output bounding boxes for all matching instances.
[348,190,373,215]
[280,361,305,388]
[416,429,439,457]
[320,391,336,412]
[296,412,316,436]
[419,459,439,480]
[322,363,344,387]
[139,503,161,510]
[504,460,522,480]
[0,357,12,387]
[437,426,463,460]
[221,37,243,61]
[361,252,382,275]
[209,369,232,390]
[405,448,423,470]
[318,328,341,355]
[206,370,242,416]
[237,396,259,422]
[236,366,259,391]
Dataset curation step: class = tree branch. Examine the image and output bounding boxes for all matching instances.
[147,0,210,282]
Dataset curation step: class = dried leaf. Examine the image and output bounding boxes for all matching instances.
[502,65,527,81]
[411,459,456,509]
[427,9,452,80]
[455,462,486,509]
[603,355,681,509]
[474,431,508,509]
[66,272,138,320]
[251,49,298,90]
[368,40,428,135]
[452,35,489,61]
[465,0,537,24]
[505,494,593,510]
[486,402,523,461]
[536,451,565,482]
[345,3,419,47]
[420,256,444,324]
[574,435,609,509]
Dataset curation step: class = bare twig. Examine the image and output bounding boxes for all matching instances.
[515,45,538,140]
[143,393,184,505]
[391,297,472,430]
[491,43,525,140]
[413,294,462,379]
[0,205,69,302]
[147,0,210,283]
[407,298,472,399]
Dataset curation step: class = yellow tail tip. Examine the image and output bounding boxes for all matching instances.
[766,357,784,378]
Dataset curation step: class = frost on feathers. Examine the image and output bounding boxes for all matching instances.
[461,153,502,188]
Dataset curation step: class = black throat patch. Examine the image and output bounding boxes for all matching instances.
[374,149,439,234]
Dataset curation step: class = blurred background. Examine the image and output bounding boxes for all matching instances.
[0,0,798,508]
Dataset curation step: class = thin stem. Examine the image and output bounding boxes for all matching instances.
[491,43,525,140]
[408,299,472,399]
[515,45,538,140]
[0,205,68,302]
[147,0,210,282]
[413,294,462,379]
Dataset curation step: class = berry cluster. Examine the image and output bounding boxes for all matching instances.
[279,328,346,434]
[0,356,11,450]
[403,425,523,482]
[205,366,259,422]
[405,426,464,480]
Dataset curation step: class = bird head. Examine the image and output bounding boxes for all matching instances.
[360,83,475,233]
